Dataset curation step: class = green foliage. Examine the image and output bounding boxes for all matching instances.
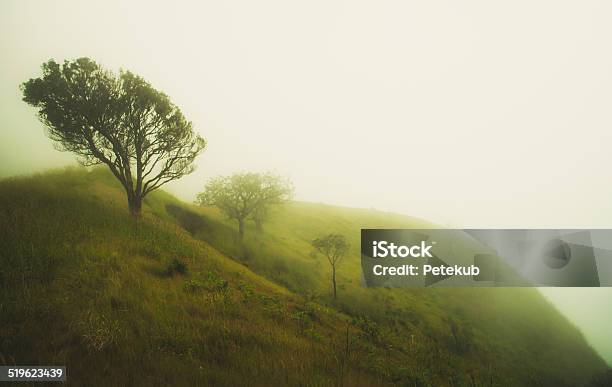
[312,233,350,266]
[204,271,230,296]
[312,233,349,299]
[183,279,206,294]
[354,316,381,343]
[196,172,293,237]
[21,58,206,215]
[78,310,125,352]
[237,280,255,301]
[164,258,188,276]
[291,303,318,332]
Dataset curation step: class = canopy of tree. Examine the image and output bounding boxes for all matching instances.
[21,57,206,216]
[197,172,293,237]
[311,233,350,299]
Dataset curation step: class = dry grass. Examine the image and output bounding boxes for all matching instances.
[0,167,607,386]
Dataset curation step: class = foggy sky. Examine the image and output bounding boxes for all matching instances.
[1,0,611,364]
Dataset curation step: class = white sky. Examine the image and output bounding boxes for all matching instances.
[1,0,612,364]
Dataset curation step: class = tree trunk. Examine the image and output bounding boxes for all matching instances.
[128,193,142,217]
[332,264,337,299]
[238,218,245,239]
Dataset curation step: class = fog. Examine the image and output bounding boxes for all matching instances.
[1,0,611,364]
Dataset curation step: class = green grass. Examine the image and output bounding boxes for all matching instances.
[0,167,608,386]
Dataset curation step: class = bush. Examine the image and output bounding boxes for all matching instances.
[164,258,188,276]
[184,279,206,294]
[78,311,123,352]
[354,316,380,343]
[205,271,229,294]
[292,304,317,331]
[237,280,255,301]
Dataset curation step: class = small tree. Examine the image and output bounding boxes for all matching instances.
[311,234,349,300]
[197,172,293,238]
[21,58,206,216]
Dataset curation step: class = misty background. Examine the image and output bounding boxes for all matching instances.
[1,0,611,364]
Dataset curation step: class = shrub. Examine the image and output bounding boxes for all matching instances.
[258,294,284,319]
[237,280,255,301]
[205,271,229,294]
[292,309,315,331]
[354,316,380,343]
[184,279,206,294]
[164,258,188,276]
[78,311,123,352]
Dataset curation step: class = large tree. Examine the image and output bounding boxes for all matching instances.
[197,172,293,238]
[21,58,206,216]
[311,233,350,300]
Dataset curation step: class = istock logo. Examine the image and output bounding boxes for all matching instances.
[372,240,433,258]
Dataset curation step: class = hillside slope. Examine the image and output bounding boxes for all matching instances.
[0,167,607,386]
[169,184,609,386]
[0,168,388,386]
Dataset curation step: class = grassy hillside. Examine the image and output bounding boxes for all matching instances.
[0,167,607,386]
[168,183,609,385]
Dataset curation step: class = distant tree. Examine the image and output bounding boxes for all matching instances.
[21,58,206,217]
[311,233,350,299]
[197,172,293,238]
[250,205,268,231]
